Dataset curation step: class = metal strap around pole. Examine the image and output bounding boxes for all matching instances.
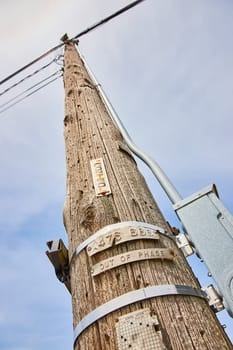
[70,221,173,263]
[73,284,207,345]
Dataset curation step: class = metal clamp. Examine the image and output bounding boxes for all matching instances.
[203,285,225,313]
[176,234,194,257]
[70,221,173,264]
[73,284,206,345]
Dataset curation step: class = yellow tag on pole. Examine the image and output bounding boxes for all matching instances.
[90,158,111,196]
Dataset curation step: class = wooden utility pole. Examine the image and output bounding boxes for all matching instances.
[62,40,232,349]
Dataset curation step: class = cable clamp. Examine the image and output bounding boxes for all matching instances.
[203,285,225,313]
[176,234,194,257]
[54,55,64,66]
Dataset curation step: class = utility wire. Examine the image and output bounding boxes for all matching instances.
[0,59,55,97]
[72,0,146,40]
[0,73,62,115]
[0,0,146,86]
[0,70,62,109]
[0,43,63,86]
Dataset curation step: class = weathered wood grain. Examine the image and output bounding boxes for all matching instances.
[63,41,232,350]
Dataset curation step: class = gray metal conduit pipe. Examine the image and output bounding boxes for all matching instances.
[81,54,182,205]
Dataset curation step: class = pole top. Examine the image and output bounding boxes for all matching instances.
[60,33,69,42]
[60,33,79,46]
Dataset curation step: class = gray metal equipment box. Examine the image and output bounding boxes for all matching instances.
[174,185,233,317]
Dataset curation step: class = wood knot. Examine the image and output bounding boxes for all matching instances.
[64,115,73,126]
[81,204,96,230]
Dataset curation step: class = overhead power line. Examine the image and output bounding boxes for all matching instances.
[0,44,63,86]
[0,0,146,86]
[0,70,62,109]
[0,59,55,97]
[0,72,62,115]
[72,0,146,40]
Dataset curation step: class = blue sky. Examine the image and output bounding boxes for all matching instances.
[0,0,233,348]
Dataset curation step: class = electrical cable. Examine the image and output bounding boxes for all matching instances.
[0,43,63,86]
[0,73,62,115]
[72,0,146,40]
[0,59,55,97]
[0,0,146,86]
[0,70,62,109]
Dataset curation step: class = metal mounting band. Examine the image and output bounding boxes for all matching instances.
[73,284,207,344]
[71,221,173,263]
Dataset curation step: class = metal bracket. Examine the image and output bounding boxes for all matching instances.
[46,239,71,293]
[73,284,206,345]
[176,234,194,257]
[203,285,225,313]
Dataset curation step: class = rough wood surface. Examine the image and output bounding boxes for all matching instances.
[63,41,232,350]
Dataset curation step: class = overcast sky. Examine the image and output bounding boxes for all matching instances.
[0,1,233,348]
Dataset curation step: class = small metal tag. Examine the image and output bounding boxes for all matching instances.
[90,158,111,196]
[91,248,175,276]
[87,226,160,256]
[116,308,166,349]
